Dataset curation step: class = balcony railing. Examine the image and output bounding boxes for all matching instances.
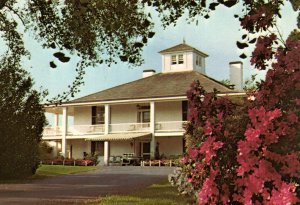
[155,121,187,132]
[43,126,62,136]
[109,123,150,133]
[69,125,105,135]
[43,125,104,136]
[43,121,187,137]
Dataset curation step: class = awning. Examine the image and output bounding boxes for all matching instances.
[86,132,152,141]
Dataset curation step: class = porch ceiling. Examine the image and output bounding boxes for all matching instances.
[86,132,151,141]
[43,106,75,116]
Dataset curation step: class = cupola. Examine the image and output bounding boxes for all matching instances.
[159,42,208,74]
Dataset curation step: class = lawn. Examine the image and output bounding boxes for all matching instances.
[86,180,195,205]
[36,165,97,177]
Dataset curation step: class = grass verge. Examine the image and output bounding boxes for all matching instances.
[35,165,97,177]
[86,180,195,205]
[0,165,97,183]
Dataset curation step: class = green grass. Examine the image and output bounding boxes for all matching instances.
[86,180,195,205]
[35,165,97,177]
[0,165,97,183]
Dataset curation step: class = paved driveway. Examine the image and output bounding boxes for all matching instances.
[0,166,175,205]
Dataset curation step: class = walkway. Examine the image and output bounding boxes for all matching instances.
[0,166,175,205]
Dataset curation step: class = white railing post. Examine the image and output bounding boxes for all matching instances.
[104,104,110,165]
[61,107,68,158]
[150,101,156,159]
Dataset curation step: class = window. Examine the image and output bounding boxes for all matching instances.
[171,55,177,65]
[92,106,105,125]
[171,54,184,65]
[138,111,150,123]
[178,54,184,64]
[196,55,202,66]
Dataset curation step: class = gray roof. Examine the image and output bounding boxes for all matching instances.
[69,71,236,104]
[159,43,209,57]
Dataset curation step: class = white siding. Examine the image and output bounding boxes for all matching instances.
[74,107,91,125]
[72,102,183,125]
[162,52,194,73]
[68,139,90,159]
[156,101,182,122]
[157,136,183,157]
[110,104,137,124]
[110,141,134,156]
[186,52,193,70]
[193,53,206,74]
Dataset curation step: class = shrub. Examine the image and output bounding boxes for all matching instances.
[0,64,46,179]
[179,39,300,204]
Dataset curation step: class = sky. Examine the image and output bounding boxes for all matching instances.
[22,2,298,101]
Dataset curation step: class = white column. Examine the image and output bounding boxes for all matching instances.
[104,104,110,165]
[61,107,68,158]
[104,141,110,165]
[104,104,110,135]
[54,113,59,127]
[150,101,156,159]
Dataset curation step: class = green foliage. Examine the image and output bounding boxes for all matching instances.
[243,74,258,92]
[84,152,99,165]
[88,180,195,205]
[288,29,300,41]
[219,79,231,86]
[0,0,155,103]
[38,142,53,160]
[0,60,46,179]
[1,0,298,102]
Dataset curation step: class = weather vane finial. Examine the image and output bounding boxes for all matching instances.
[183,37,186,44]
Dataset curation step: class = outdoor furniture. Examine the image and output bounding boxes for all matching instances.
[121,153,141,166]
[109,156,122,166]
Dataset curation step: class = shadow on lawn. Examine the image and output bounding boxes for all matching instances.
[88,180,195,205]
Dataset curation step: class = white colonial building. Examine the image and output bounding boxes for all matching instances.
[43,43,244,165]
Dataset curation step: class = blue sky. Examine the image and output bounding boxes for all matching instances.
[23,3,297,100]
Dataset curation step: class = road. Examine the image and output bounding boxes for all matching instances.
[0,166,175,205]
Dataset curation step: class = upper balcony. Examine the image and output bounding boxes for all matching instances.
[43,121,187,138]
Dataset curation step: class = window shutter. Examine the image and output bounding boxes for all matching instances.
[92,106,96,125]
[182,101,188,121]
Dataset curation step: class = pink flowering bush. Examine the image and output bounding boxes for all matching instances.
[181,37,300,204]
[183,82,249,203]
[176,1,300,204]
[233,38,300,205]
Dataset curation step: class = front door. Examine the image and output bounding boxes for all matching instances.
[141,142,150,160]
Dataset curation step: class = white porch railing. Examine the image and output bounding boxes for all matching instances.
[68,125,105,135]
[43,125,104,136]
[109,123,150,133]
[155,121,187,132]
[43,126,62,136]
[43,121,187,137]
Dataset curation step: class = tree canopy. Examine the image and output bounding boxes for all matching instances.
[1,0,299,102]
[0,57,46,179]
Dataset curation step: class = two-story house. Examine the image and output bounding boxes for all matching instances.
[43,42,244,165]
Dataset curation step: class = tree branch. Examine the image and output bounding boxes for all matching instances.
[4,5,25,26]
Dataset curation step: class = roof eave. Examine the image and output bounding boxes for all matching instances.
[159,49,209,57]
[43,92,246,108]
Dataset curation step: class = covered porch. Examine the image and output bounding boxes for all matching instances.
[43,100,187,163]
